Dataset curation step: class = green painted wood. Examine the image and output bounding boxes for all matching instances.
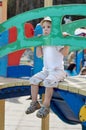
[0,4,86,57]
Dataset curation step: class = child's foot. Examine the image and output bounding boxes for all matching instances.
[26,96,32,100]
[36,105,50,118]
[25,101,41,114]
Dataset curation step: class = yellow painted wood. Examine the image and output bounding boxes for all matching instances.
[79,105,86,122]
[0,100,5,130]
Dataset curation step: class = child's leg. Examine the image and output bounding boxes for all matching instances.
[43,87,53,107]
[31,84,39,102]
[25,70,48,115]
[25,84,41,114]
[36,87,53,118]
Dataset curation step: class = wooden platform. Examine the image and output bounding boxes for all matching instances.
[0,76,86,130]
[0,77,31,89]
[58,75,86,96]
[0,75,86,96]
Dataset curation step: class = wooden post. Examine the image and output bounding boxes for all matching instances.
[41,94,50,130]
[0,0,7,23]
[0,1,8,130]
[32,0,53,127]
[44,0,53,7]
[2,0,7,22]
[0,100,5,130]
[41,0,53,130]
[41,1,53,130]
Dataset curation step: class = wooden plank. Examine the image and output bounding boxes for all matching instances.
[0,77,30,89]
[0,76,86,96]
[57,76,86,96]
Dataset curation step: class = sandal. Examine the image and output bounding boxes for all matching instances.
[25,101,41,114]
[36,105,50,118]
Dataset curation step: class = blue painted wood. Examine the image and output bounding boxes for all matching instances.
[75,51,84,74]
[33,24,43,74]
[82,124,86,130]
[7,65,33,78]
[50,88,86,127]
[0,30,8,76]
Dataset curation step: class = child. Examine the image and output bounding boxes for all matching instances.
[66,62,77,76]
[80,67,86,75]
[25,17,69,118]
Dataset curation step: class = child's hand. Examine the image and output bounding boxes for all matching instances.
[62,32,70,37]
[37,34,42,37]
[36,46,43,58]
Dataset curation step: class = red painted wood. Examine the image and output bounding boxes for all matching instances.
[8,24,34,66]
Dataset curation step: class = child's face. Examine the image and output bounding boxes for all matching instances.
[42,21,51,35]
[81,71,86,75]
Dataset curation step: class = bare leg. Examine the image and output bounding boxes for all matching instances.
[36,87,53,118]
[31,84,39,102]
[43,87,53,107]
[25,84,40,114]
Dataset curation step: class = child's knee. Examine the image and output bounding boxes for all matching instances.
[43,79,58,88]
[29,76,41,85]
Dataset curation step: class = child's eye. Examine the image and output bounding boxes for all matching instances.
[48,26,51,28]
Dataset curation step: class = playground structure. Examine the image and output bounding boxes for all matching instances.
[0,0,86,130]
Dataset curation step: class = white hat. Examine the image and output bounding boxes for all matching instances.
[41,17,51,25]
[43,17,51,21]
[75,28,86,35]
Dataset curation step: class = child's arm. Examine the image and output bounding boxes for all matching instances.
[36,46,43,58]
[60,46,70,56]
[60,32,70,56]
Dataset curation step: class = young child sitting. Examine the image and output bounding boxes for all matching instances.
[25,17,69,118]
